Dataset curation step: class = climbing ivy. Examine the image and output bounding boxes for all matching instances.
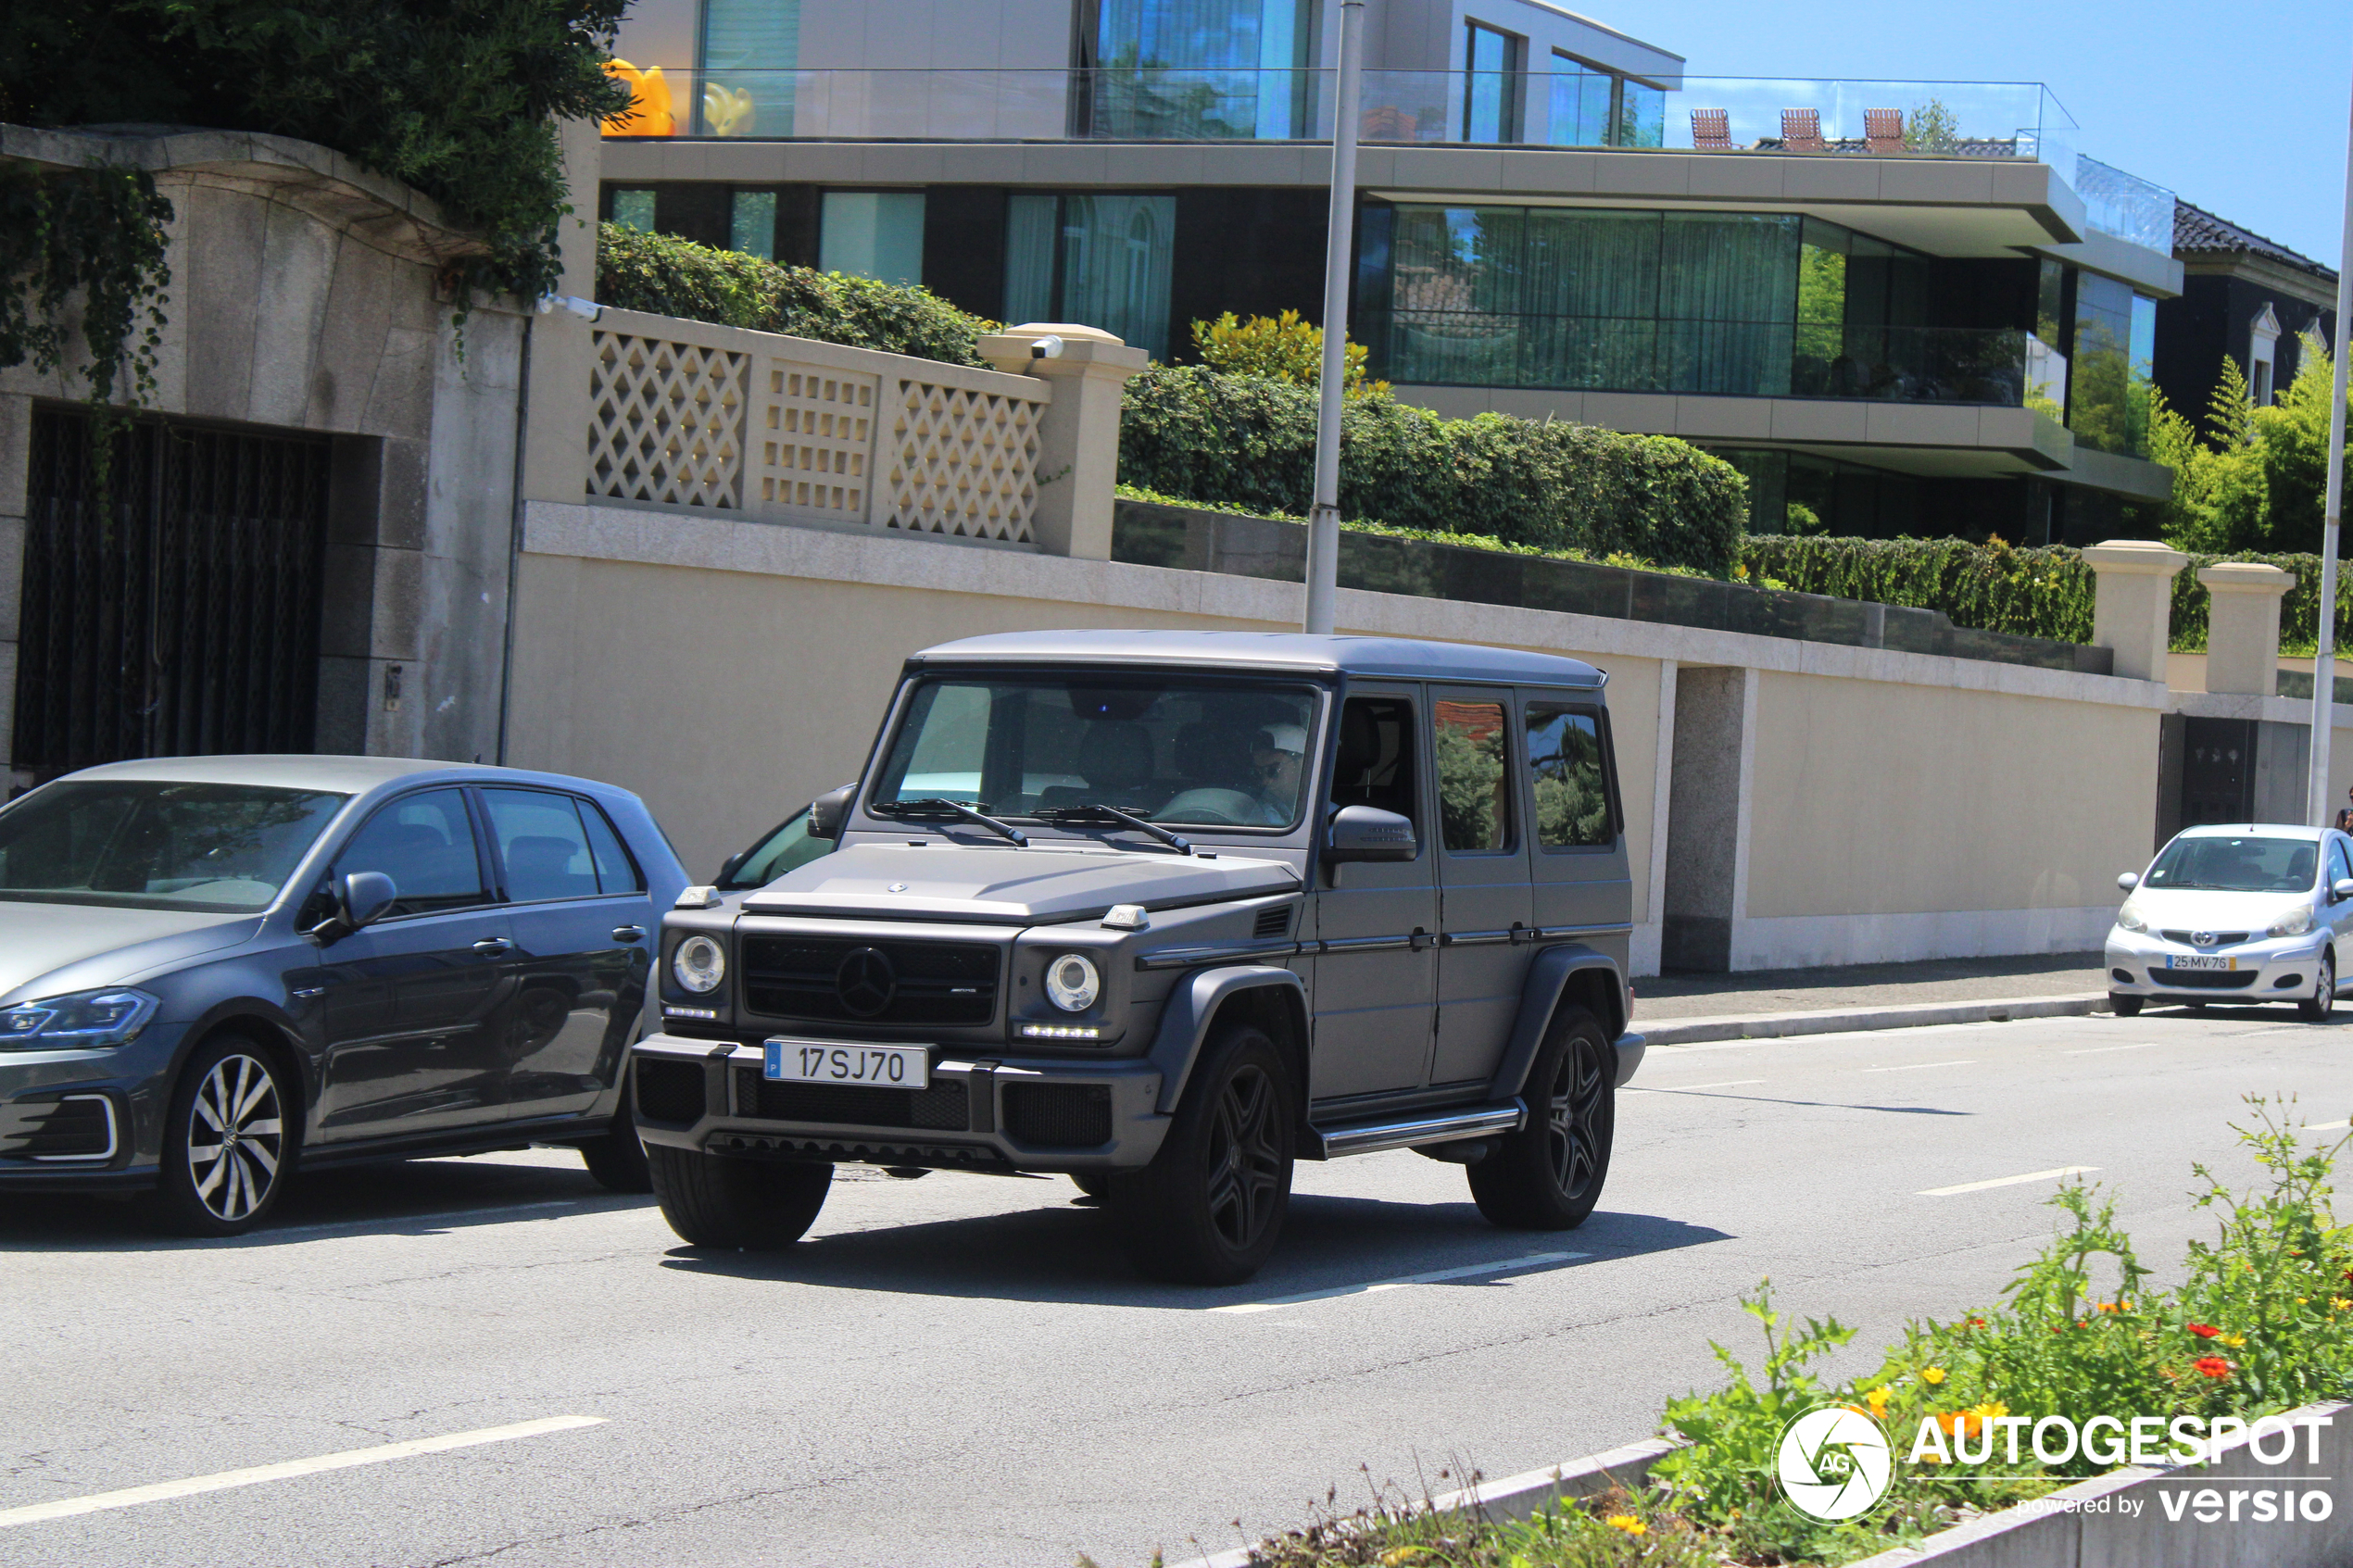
[0,163,174,412]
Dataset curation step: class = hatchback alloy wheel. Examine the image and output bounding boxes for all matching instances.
[2303,953,2337,1023]
[186,1052,285,1223]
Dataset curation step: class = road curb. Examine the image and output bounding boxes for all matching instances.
[1637,991,2109,1047]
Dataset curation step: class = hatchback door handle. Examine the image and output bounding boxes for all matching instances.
[472,937,513,956]
[612,925,646,943]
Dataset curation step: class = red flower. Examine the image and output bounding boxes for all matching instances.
[2194,1357,2233,1379]
[2186,1323,2221,1338]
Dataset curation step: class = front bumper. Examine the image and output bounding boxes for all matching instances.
[629,1033,1172,1173]
[0,1020,194,1191]
[2105,929,2328,1002]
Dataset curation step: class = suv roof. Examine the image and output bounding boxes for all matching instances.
[909,631,1606,689]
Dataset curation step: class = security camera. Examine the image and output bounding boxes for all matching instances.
[1030,334,1065,360]
[535,295,604,321]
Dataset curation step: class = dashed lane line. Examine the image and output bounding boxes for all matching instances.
[2063,1043,2158,1056]
[1859,1060,1977,1073]
[1918,1165,2099,1198]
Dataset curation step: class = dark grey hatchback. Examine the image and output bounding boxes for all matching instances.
[0,756,687,1235]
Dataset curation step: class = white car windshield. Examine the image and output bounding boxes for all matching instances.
[873,677,1321,829]
[0,781,347,911]
[2144,835,2318,894]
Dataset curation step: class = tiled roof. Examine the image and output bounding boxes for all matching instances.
[2174,198,2337,281]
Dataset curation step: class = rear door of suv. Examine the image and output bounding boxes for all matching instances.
[1427,686,1532,1087]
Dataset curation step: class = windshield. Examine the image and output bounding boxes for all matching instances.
[718,808,836,890]
[2144,834,2318,894]
[0,781,348,911]
[873,677,1321,829]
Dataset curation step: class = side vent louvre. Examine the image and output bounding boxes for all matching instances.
[1253,905,1293,940]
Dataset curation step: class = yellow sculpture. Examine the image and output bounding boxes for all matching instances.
[703,83,756,137]
[602,59,674,137]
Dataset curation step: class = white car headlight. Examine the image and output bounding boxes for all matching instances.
[1044,952,1101,1012]
[2115,900,2148,934]
[0,988,157,1050]
[2268,905,2315,938]
[673,934,726,994]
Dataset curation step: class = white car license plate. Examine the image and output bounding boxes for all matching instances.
[2165,955,2236,972]
[764,1038,929,1089]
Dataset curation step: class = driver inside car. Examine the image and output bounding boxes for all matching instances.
[1250,724,1307,825]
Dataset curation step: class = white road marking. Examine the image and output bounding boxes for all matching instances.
[0,1416,606,1529]
[1919,1166,2099,1198]
[2308,1119,2350,1132]
[1214,1251,1588,1314]
[2064,1043,2158,1055]
[1629,1079,1766,1093]
[1860,1060,1977,1073]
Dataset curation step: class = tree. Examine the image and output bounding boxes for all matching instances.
[2157,333,2352,555]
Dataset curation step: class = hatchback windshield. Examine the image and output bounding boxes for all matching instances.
[2144,834,2319,894]
[873,678,1321,828]
[0,782,348,911]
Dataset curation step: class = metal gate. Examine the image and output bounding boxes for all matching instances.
[14,408,331,782]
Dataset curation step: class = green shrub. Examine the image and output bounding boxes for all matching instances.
[595,222,999,366]
[1190,310,1387,398]
[1117,364,1747,574]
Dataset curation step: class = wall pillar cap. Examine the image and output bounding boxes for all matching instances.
[2082,539,2189,575]
[977,323,1151,379]
[2197,560,2297,596]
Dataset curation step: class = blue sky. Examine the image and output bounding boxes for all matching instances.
[1609,0,2351,271]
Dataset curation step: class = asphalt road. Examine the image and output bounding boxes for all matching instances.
[6,1003,2353,1568]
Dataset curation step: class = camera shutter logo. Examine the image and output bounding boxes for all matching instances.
[1777,1405,1893,1522]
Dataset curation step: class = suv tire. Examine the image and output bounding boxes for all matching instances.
[647,1144,832,1248]
[1111,1023,1294,1286]
[1469,1007,1613,1230]
[150,1034,293,1237]
[580,1099,655,1193]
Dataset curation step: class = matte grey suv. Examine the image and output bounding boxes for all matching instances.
[0,756,686,1235]
[634,632,1642,1284]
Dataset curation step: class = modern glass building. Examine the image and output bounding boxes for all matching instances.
[597,0,2180,543]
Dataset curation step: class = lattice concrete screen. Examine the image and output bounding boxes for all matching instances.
[760,363,878,520]
[879,380,1042,542]
[588,332,749,509]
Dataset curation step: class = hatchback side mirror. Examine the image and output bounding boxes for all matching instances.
[2334,878,2353,902]
[1326,805,1417,863]
[808,784,856,841]
[2117,872,2139,892]
[340,871,398,928]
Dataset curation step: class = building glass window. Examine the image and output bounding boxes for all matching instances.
[1463,23,1524,143]
[820,192,925,287]
[2066,271,2156,458]
[1003,193,1176,357]
[609,189,657,232]
[2250,304,2282,405]
[1547,56,1614,146]
[1087,0,1315,139]
[730,190,777,259]
[1617,79,1664,147]
[698,0,799,136]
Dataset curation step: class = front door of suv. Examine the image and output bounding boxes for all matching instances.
[1308,686,1439,1102]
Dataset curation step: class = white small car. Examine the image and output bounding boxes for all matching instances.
[2106,823,2353,1021]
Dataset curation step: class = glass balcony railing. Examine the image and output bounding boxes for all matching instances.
[1359,310,2052,407]
[2073,156,2175,252]
[607,67,2079,178]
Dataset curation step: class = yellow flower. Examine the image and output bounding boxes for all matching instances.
[1378,1549,1430,1566]
[2298,1298,2309,1306]
[1604,1515,1647,1537]
[2223,1333,2248,1347]
[1921,1367,1946,1386]
[1866,1386,1893,1419]
[2333,1298,2351,1313]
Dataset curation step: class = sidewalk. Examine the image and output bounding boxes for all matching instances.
[1632,952,2109,1045]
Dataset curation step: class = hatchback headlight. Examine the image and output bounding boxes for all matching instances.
[1044,952,1101,1012]
[0,988,158,1049]
[2115,901,2148,934]
[2269,905,2315,938]
[673,935,726,994]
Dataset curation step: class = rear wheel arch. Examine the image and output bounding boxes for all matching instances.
[1557,966,1625,1044]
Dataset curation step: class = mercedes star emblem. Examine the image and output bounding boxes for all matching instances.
[836,947,898,1017]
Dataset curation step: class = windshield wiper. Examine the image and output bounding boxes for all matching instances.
[874,797,1028,847]
[1038,803,1193,856]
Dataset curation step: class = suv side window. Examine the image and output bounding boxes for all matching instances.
[1524,704,1617,849]
[333,788,490,917]
[1332,696,1419,832]
[1433,698,1512,853]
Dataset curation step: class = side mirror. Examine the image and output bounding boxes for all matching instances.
[1325,805,1417,864]
[808,784,856,842]
[2334,878,2353,902]
[717,849,748,882]
[2116,872,2140,892]
[340,871,398,928]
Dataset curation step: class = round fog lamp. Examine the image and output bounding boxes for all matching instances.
[673,934,726,994]
[1045,952,1101,1012]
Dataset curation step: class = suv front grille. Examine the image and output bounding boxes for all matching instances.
[741,936,1000,1027]
[736,1067,970,1130]
[635,1059,709,1123]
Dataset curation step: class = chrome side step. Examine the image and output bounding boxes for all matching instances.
[1306,1101,1525,1160]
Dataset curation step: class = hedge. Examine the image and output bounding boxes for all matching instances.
[594,222,997,367]
[1742,533,2353,652]
[1118,364,1748,574]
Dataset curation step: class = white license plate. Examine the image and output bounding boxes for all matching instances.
[764,1039,929,1089]
[2166,955,2237,972]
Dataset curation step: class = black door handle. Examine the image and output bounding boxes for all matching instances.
[472,937,513,956]
[612,925,646,942]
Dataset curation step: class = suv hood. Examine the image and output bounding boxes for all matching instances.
[0,900,264,1004]
[742,842,1300,922]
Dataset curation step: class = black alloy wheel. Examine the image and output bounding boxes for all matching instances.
[151,1035,292,1236]
[1113,1023,1294,1286]
[1469,1007,1614,1230]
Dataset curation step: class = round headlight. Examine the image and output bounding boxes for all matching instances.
[1044,952,1101,1012]
[673,934,726,994]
